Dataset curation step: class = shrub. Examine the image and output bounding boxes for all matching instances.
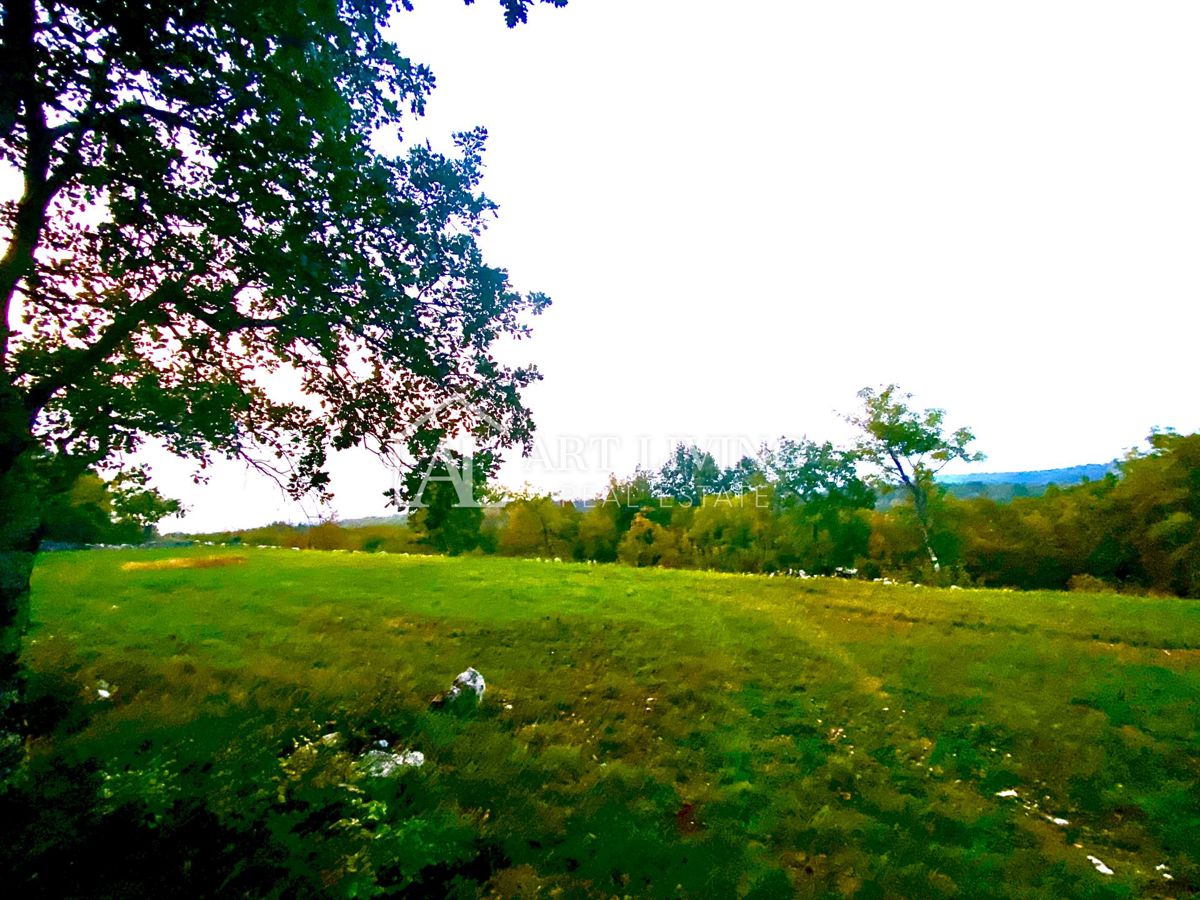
[1067,573,1112,594]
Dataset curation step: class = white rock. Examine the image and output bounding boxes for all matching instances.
[97,689,112,700]
[995,789,1019,798]
[448,667,486,702]
[1087,855,1114,876]
[360,748,425,777]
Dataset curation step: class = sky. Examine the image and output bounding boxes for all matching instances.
[105,2,1200,528]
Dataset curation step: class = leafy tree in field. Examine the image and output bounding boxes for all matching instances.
[765,438,871,511]
[0,0,561,784]
[716,453,766,496]
[686,493,776,573]
[304,521,351,552]
[496,499,544,556]
[617,512,684,568]
[577,501,619,561]
[846,385,984,570]
[41,470,180,544]
[653,443,723,506]
[604,472,668,531]
[103,470,183,538]
[496,491,578,558]
[408,453,492,556]
[763,438,874,572]
[1111,431,1200,597]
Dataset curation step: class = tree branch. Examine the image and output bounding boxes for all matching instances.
[22,278,188,416]
[0,0,52,370]
[48,100,188,144]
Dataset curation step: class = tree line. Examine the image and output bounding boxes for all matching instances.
[196,387,1200,599]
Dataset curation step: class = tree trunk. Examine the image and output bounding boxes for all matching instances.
[917,521,941,572]
[0,391,40,791]
[909,480,940,572]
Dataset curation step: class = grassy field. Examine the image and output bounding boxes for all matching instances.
[6,548,1200,897]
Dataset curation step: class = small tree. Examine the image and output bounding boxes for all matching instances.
[407,452,491,556]
[762,438,874,573]
[496,490,578,558]
[577,502,619,561]
[846,385,984,570]
[41,470,180,544]
[617,512,683,568]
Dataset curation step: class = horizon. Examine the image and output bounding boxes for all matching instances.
[162,457,1126,535]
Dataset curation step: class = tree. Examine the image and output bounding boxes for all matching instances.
[0,0,563,785]
[846,385,984,570]
[762,438,874,573]
[617,512,684,568]
[653,443,723,506]
[686,493,775,572]
[408,472,485,555]
[41,469,180,544]
[1111,431,1200,597]
[715,453,766,496]
[577,501,619,561]
[496,490,578,558]
[764,437,873,513]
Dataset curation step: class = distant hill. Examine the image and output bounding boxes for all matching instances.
[872,463,1119,508]
[338,514,408,528]
[939,463,1117,487]
[928,463,1118,504]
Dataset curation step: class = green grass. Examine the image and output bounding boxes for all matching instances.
[9,547,1200,897]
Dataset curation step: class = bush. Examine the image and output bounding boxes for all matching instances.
[1067,573,1112,594]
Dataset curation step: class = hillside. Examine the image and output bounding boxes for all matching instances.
[8,549,1198,896]
[876,463,1121,505]
[939,464,1117,487]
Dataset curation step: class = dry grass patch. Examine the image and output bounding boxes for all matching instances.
[121,555,246,572]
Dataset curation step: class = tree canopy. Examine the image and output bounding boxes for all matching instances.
[846,384,984,569]
[0,0,563,785]
[2,0,559,496]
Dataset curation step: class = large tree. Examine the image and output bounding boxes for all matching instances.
[0,0,564,786]
[1111,430,1200,598]
[764,436,875,571]
[846,384,984,571]
[652,442,723,507]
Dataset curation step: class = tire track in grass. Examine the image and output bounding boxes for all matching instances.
[705,576,1173,894]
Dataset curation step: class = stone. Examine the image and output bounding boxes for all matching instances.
[431,667,486,708]
[359,748,425,776]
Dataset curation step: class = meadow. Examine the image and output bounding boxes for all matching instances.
[5,547,1199,897]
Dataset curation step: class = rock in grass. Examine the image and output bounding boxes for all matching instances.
[359,748,425,776]
[430,667,486,709]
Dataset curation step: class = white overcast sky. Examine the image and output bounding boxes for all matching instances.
[84,2,1200,528]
